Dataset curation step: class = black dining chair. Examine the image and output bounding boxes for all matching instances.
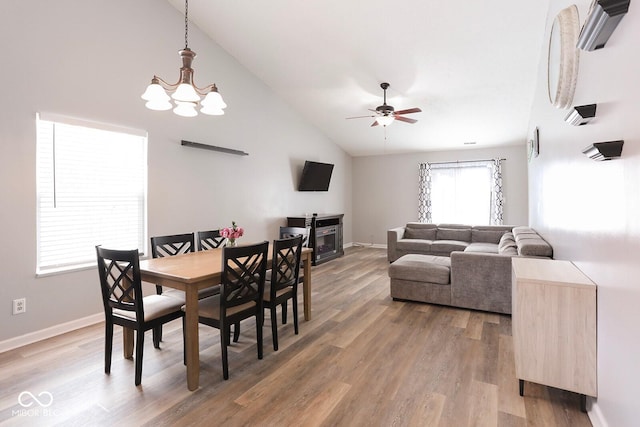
[277,226,309,324]
[279,226,310,248]
[197,229,226,251]
[150,233,220,301]
[191,241,269,380]
[264,235,303,351]
[150,233,220,342]
[96,246,184,386]
[150,233,196,296]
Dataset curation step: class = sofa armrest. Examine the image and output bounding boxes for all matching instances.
[450,251,514,314]
[387,227,406,262]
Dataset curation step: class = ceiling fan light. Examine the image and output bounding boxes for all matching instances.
[376,115,395,127]
[173,101,198,117]
[172,83,200,102]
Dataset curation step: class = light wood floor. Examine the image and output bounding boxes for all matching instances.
[0,247,592,427]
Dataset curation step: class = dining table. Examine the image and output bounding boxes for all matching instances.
[133,244,313,391]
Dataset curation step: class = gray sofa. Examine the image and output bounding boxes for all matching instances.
[387,223,553,314]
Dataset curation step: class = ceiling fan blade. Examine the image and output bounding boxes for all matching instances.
[346,115,376,120]
[395,115,418,124]
[394,107,422,115]
[370,120,379,127]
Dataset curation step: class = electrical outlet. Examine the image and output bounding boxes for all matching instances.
[13,298,26,315]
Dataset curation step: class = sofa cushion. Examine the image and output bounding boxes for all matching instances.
[431,240,469,254]
[389,254,451,285]
[436,228,472,242]
[471,229,506,244]
[499,246,518,256]
[512,226,534,234]
[397,239,433,252]
[464,242,499,254]
[517,239,553,257]
[404,227,437,240]
[498,232,516,250]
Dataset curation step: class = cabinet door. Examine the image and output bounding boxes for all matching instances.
[512,258,597,397]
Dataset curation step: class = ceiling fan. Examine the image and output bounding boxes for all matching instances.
[346,82,422,127]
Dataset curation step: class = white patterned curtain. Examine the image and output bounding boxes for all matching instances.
[490,158,504,225]
[418,163,431,222]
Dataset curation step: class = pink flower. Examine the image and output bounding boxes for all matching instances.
[221,222,243,240]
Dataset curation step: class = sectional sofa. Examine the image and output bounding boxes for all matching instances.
[387,223,553,314]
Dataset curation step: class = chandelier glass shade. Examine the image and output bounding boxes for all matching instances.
[141,0,226,117]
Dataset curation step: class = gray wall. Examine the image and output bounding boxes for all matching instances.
[529,1,640,426]
[0,0,351,343]
[352,145,529,245]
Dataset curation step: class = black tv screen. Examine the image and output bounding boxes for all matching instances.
[298,161,334,191]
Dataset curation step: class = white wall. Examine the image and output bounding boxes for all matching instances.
[352,145,529,245]
[529,1,640,426]
[0,0,351,343]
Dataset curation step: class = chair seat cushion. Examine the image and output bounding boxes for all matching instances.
[193,294,256,320]
[114,294,183,322]
[263,282,293,302]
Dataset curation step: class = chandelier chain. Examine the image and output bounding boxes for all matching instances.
[184,0,189,49]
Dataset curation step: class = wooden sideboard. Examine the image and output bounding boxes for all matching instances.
[511,257,597,412]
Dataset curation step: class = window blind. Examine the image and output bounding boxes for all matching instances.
[36,114,147,274]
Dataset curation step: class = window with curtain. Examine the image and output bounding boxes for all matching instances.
[36,113,148,274]
[418,159,504,225]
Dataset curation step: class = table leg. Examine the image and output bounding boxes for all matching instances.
[184,287,200,391]
[123,327,134,359]
[303,254,312,321]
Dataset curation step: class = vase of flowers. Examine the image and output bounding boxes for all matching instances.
[221,221,244,247]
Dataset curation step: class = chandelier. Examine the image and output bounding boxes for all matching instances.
[141,0,227,117]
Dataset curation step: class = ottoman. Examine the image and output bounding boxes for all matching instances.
[388,254,452,306]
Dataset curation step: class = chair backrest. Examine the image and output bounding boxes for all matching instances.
[279,226,310,248]
[96,246,144,319]
[197,229,225,251]
[150,233,195,258]
[270,235,303,297]
[220,241,269,312]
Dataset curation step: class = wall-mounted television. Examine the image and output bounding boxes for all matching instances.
[298,160,334,191]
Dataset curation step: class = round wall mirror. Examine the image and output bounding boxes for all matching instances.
[547,5,580,109]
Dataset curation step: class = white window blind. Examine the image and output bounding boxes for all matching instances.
[430,161,492,224]
[36,113,147,274]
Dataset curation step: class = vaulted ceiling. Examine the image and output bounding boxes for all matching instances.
[167,0,550,156]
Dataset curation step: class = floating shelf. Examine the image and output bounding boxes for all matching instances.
[582,140,624,161]
[181,140,249,156]
[565,104,597,126]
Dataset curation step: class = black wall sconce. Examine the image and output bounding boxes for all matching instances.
[577,0,630,51]
[565,104,597,125]
[582,140,624,160]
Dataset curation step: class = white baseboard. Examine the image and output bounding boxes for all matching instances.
[588,400,608,427]
[0,312,103,354]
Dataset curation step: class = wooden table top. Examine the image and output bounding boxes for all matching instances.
[139,245,312,284]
